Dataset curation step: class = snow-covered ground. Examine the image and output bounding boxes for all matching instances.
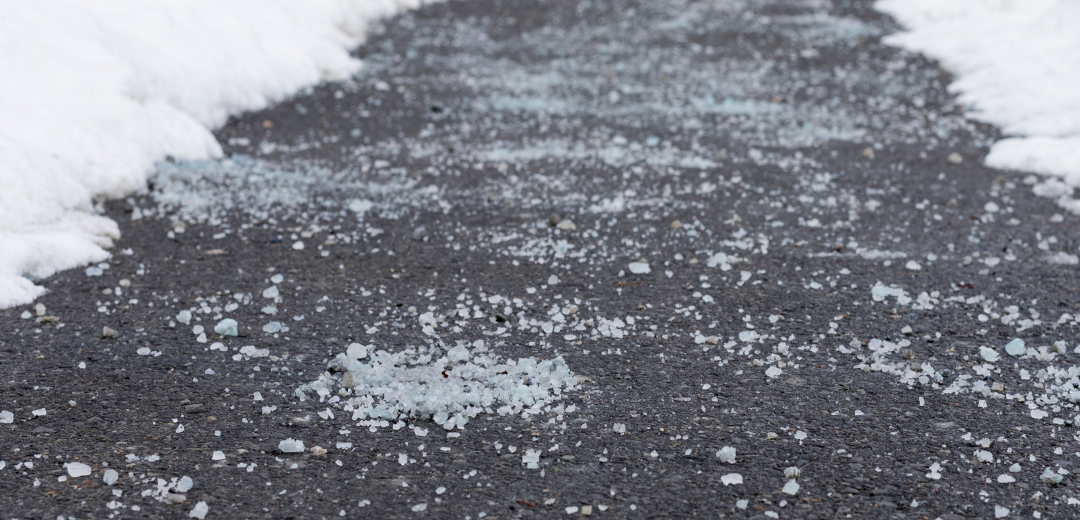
[877,0,1080,198]
[0,0,429,308]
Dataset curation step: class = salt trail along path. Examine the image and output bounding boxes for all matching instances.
[3,0,1080,518]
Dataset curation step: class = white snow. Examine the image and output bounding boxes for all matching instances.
[877,0,1080,183]
[0,0,435,308]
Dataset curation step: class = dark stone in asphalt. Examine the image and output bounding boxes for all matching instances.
[3,0,1080,519]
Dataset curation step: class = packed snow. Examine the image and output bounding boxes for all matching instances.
[0,0,433,308]
[877,1,1080,188]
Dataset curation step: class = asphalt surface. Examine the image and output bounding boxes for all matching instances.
[4,0,1080,519]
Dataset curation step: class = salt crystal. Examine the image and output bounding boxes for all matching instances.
[253,392,263,401]
[262,306,278,315]
[736,500,748,509]
[612,423,626,434]
[0,411,13,423]
[782,480,800,495]
[523,449,541,466]
[547,275,560,285]
[997,474,1016,483]
[1004,339,1026,356]
[784,467,801,479]
[103,469,118,485]
[994,505,1009,518]
[628,261,651,274]
[346,343,368,360]
[263,286,280,298]
[214,319,238,336]
[263,322,282,333]
[292,241,305,250]
[189,501,209,519]
[1009,463,1021,472]
[176,476,193,492]
[310,446,327,456]
[566,506,579,514]
[794,430,807,440]
[905,260,922,271]
[31,408,46,417]
[716,447,736,464]
[212,451,225,461]
[398,453,408,466]
[720,473,743,486]
[1041,467,1064,485]
[66,462,91,477]
[411,503,427,512]
[137,347,151,356]
[271,274,284,284]
[974,450,994,463]
[20,310,31,319]
[765,366,782,378]
[979,347,1000,363]
[279,439,305,453]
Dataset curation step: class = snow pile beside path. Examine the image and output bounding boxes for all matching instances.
[0,0,428,308]
[877,0,1080,180]
[296,343,578,431]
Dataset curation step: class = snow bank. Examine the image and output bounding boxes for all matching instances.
[876,0,1080,180]
[0,0,429,308]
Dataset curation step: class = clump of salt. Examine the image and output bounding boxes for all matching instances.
[716,446,736,464]
[979,347,1000,363]
[297,344,577,431]
[1041,467,1064,485]
[1004,339,1026,356]
[214,319,238,336]
[176,310,192,325]
[279,439,305,453]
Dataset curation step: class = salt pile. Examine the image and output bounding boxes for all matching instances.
[296,343,578,430]
[0,0,433,308]
[877,1,1080,190]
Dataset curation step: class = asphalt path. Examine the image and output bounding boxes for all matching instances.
[3,1,1080,519]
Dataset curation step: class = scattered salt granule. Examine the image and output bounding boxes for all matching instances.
[292,240,305,250]
[997,474,1016,483]
[926,463,942,479]
[716,447,736,464]
[736,500,748,509]
[765,366,782,378]
[279,439,305,453]
[523,449,541,469]
[411,503,427,512]
[176,476,193,492]
[794,430,808,440]
[547,274,560,285]
[214,318,238,336]
[212,451,225,461]
[720,473,743,486]
[103,469,119,485]
[65,462,92,477]
[263,286,280,298]
[904,260,922,271]
[979,346,1000,363]
[612,423,626,434]
[1041,467,1064,485]
[310,446,327,456]
[176,310,192,325]
[31,408,46,417]
[270,274,284,284]
[189,501,209,519]
[263,321,282,333]
[784,467,801,479]
[0,411,12,423]
[1004,339,1026,356]
[628,261,650,274]
[782,480,800,495]
[994,505,1009,518]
